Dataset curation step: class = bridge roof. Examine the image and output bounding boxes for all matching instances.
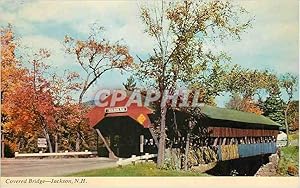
[199,105,281,127]
[86,94,153,128]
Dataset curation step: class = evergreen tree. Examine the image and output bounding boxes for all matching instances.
[260,89,285,126]
[123,76,136,91]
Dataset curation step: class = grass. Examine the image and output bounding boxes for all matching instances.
[67,162,209,177]
[278,145,299,176]
[288,134,299,142]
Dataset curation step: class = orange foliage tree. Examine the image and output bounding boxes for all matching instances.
[226,94,263,115]
[1,25,28,154]
[2,48,56,153]
[1,25,95,154]
[50,71,97,152]
[64,25,133,151]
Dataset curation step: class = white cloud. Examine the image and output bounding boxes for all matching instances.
[17,1,83,23]
[20,35,72,67]
[223,0,299,74]
[4,0,155,55]
[1,0,298,105]
[1,0,298,74]
[20,35,61,50]
[62,1,156,55]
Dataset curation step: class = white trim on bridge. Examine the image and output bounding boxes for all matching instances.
[117,153,157,166]
[14,150,97,158]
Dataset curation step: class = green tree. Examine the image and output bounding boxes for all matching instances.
[280,73,298,145]
[123,76,137,91]
[190,61,230,105]
[225,65,278,99]
[259,88,285,126]
[137,0,252,167]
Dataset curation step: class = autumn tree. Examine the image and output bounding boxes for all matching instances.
[280,73,298,144]
[1,25,21,96]
[1,25,17,123]
[2,49,56,153]
[2,25,102,154]
[1,25,27,155]
[286,101,299,132]
[137,0,252,167]
[225,65,278,99]
[64,25,133,151]
[64,26,133,103]
[1,25,27,119]
[1,26,54,154]
[50,71,83,152]
[53,101,97,152]
[225,66,281,116]
[226,93,263,115]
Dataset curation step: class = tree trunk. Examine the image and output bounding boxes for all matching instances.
[184,131,190,171]
[55,134,58,153]
[76,131,80,152]
[42,126,53,153]
[284,102,291,146]
[77,88,85,152]
[157,105,167,168]
[1,134,5,158]
[78,90,85,105]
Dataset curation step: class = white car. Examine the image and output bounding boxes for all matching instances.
[276,131,288,147]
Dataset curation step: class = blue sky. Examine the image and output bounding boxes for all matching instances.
[1,0,298,106]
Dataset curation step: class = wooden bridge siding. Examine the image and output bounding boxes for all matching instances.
[237,143,277,158]
[216,143,277,161]
[208,127,278,137]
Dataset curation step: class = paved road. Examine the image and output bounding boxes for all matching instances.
[1,158,117,177]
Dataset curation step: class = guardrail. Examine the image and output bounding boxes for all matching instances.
[15,150,97,158]
[117,153,157,166]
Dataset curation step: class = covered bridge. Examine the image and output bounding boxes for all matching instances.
[87,97,281,163]
[168,105,280,164]
[87,94,156,158]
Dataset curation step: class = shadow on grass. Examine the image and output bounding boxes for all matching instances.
[66,162,209,177]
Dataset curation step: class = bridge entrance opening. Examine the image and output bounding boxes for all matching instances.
[95,116,157,158]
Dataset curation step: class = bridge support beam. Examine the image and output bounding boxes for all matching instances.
[95,129,118,159]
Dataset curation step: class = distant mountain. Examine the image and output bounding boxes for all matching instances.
[82,100,96,107]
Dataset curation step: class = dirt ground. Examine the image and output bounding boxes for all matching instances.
[255,154,279,176]
[1,157,117,177]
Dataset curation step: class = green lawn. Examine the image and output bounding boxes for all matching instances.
[278,145,299,176]
[67,162,209,176]
[288,133,299,142]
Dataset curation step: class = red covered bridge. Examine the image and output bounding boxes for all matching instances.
[87,94,157,158]
[86,94,281,164]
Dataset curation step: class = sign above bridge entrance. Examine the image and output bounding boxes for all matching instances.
[105,107,127,114]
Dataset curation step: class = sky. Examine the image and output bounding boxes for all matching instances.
[0,0,299,106]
